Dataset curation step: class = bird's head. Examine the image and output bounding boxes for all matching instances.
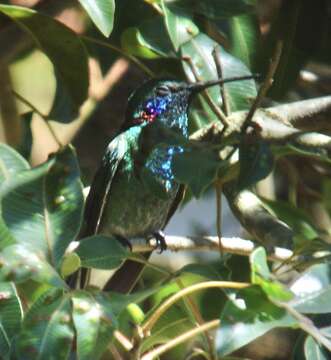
[124,75,257,133]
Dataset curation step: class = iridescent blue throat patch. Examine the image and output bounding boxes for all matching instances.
[140,96,171,123]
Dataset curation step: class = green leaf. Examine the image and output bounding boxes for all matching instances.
[72,291,117,360]
[250,247,293,301]
[161,1,199,51]
[121,27,160,59]
[138,17,175,57]
[304,334,330,360]
[166,0,256,19]
[0,4,89,121]
[16,289,74,360]
[261,198,319,244]
[0,143,29,182]
[1,146,84,268]
[0,282,23,342]
[290,264,331,314]
[0,245,66,288]
[216,286,298,356]
[0,322,10,358]
[78,0,115,37]
[229,14,259,69]
[181,33,256,113]
[75,235,129,269]
[172,146,220,197]
[238,138,274,190]
[60,253,81,277]
[0,144,29,249]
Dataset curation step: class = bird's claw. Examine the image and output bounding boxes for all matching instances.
[150,231,167,254]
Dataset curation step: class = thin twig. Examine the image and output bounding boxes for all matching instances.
[113,330,134,352]
[12,90,63,148]
[141,281,249,334]
[81,35,155,77]
[141,320,220,360]
[182,56,229,126]
[212,46,230,117]
[241,41,283,133]
[215,179,223,255]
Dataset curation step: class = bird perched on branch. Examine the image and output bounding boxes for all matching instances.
[70,75,256,293]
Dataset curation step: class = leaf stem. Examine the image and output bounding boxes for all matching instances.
[12,90,63,148]
[81,35,155,77]
[141,320,220,360]
[141,281,249,334]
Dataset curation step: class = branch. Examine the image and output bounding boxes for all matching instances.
[224,187,294,250]
[128,234,293,262]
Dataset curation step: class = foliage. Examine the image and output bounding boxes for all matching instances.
[0,0,331,359]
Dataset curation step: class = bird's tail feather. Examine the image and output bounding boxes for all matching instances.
[103,253,151,293]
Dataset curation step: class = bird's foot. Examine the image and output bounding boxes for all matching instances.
[115,235,132,252]
[149,230,167,254]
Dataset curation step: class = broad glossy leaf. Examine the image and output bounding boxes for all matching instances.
[75,235,129,269]
[72,291,117,360]
[290,264,331,314]
[304,334,330,360]
[216,286,297,356]
[261,198,319,244]
[172,146,220,197]
[0,143,29,182]
[121,27,160,59]
[0,5,89,121]
[0,282,23,340]
[0,245,65,288]
[161,1,199,51]
[181,33,256,113]
[16,289,74,360]
[166,0,256,19]
[0,144,29,249]
[250,247,293,301]
[78,0,115,37]
[1,146,84,267]
[0,322,10,357]
[229,14,259,70]
[238,138,274,190]
[138,17,174,57]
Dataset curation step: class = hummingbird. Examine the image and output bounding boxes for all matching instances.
[72,75,256,293]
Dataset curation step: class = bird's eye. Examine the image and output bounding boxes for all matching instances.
[155,85,170,96]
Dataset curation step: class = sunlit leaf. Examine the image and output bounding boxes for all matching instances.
[250,247,293,301]
[161,0,199,51]
[1,146,84,268]
[216,286,297,356]
[304,333,330,360]
[0,4,89,121]
[290,264,331,314]
[0,245,66,288]
[72,291,117,360]
[78,0,115,37]
[16,289,74,359]
[0,282,23,356]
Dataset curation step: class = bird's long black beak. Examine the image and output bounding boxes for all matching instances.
[188,74,260,95]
